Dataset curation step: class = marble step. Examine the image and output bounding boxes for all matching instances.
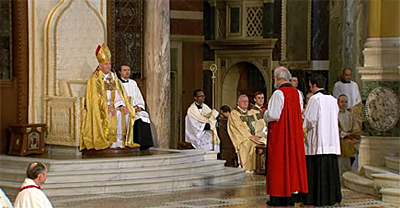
[342,171,379,196]
[0,160,226,184]
[0,150,205,172]
[0,168,245,197]
[371,172,400,189]
[384,156,400,172]
[380,188,400,205]
[363,165,398,180]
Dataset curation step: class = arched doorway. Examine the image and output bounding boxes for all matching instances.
[221,62,267,109]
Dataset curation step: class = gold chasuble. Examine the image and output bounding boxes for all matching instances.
[80,69,138,150]
[228,107,266,170]
[349,102,363,130]
[80,43,139,150]
[249,108,267,135]
[339,109,361,157]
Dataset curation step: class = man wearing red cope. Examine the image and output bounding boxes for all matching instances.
[264,66,308,206]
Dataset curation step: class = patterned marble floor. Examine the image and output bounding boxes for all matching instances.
[50,174,398,208]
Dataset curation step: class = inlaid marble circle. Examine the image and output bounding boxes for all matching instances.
[366,86,400,131]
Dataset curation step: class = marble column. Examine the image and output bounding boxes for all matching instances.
[263,1,274,38]
[144,0,171,148]
[328,0,344,90]
[311,0,329,61]
[284,0,308,62]
[357,0,400,170]
[342,0,368,84]
[329,0,368,91]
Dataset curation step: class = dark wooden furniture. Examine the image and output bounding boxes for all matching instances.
[8,124,46,156]
[82,147,140,157]
[255,144,266,175]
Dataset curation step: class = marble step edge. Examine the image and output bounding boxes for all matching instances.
[380,188,400,196]
[0,159,225,176]
[380,188,400,204]
[384,156,400,171]
[0,167,245,189]
[384,156,400,162]
[0,160,226,183]
[371,172,400,181]
[44,168,246,197]
[363,165,399,180]
[46,167,246,188]
[342,171,379,196]
[371,172,400,189]
[1,168,246,197]
[0,152,206,171]
[0,149,205,164]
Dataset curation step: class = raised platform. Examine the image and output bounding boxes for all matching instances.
[0,148,245,199]
[81,146,140,157]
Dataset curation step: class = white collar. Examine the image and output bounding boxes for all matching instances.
[254,104,262,109]
[238,107,247,113]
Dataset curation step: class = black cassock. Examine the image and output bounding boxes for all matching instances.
[133,119,154,150]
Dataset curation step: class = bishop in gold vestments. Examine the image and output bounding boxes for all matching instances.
[228,95,267,171]
[80,44,139,150]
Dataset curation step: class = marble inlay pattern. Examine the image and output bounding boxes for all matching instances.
[144,0,170,148]
[362,81,400,137]
[49,175,398,208]
[311,0,329,60]
[366,87,400,132]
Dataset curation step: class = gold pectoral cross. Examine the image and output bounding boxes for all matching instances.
[240,115,256,135]
[105,75,116,90]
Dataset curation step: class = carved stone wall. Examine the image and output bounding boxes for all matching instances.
[207,39,277,107]
[358,37,400,137]
[28,0,107,146]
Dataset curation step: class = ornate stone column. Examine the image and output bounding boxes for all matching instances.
[144,0,171,148]
[357,0,400,170]
[329,0,368,91]
[328,0,344,89]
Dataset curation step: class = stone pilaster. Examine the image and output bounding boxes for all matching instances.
[328,0,344,89]
[144,0,171,148]
[357,0,400,170]
[329,0,368,91]
[262,1,274,38]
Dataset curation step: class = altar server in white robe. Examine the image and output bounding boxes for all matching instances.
[185,89,220,151]
[14,162,53,208]
[118,64,154,150]
[303,74,341,206]
[0,187,12,208]
[333,68,362,127]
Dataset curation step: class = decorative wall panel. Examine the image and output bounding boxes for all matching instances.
[112,0,144,79]
[246,7,263,37]
[45,97,83,146]
[0,0,11,80]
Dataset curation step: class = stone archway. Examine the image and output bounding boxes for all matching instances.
[221,62,267,109]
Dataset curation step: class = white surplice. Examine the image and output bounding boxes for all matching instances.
[264,88,303,123]
[332,81,361,109]
[120,78,150,123]
[0,187,12,208]
[303,91,341,155]
[14,178,53,208]
[185,102,220,151]
[104,72,129,148]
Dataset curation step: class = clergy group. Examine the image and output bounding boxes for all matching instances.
[77,43,362,207]
[184,66,363,206]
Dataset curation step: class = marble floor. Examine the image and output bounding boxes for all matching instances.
[50,174,398,208]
